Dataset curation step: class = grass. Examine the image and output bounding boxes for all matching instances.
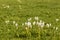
[0,0,60,40]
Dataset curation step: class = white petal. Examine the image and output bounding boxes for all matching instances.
[5,20,9,24]
[15,23,18,27]
[56,19,59,22]
[13,21,16,24]
[34,16,39,20]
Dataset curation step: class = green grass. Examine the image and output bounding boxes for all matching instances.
[0,0,60,40]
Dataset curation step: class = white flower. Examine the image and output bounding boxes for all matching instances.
[13,21,16,24]
[25,22,27,25]
[3,5,10,8]
[38,21,45,28]
[5,20,9,24]
[15,23,18,27]
[56,18,59,22]
[25,22,32,28]
[6,5,10,8]
[46,23,51,27]
[28,18,32,21]
[37,22,41,26]
[40,22,45,28]
[34,16,39,20]
[49,23,51,26]
[37,20,43,26]
[33,21,36,25]
[46,23,50,27]
[15,23,18,29]
[27,22,32,27]
[56,27,58,30]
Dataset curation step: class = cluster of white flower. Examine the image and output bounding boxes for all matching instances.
[5,20,10,24]
[5,20,18,29]
[12,21,19,29]
[22,16,52,29]
[46,23,51,28]
[2,4,10,8]
[5,16,59,30]
[53,26,58,30]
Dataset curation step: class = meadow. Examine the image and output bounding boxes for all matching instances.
[0,0,60,40]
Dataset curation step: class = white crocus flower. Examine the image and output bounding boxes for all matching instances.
[15,23,18,29]
[56,27,58,30]
[25,22,27,25]
[6,5,10,8]
[46,23,51,27]
[28,18,32,21]
[5,20,9,24]
[25,22,32,28]
[33,21,36,25]
[15,23,18,27]
[34,16,39,21]
[49,23,51,26]
[37,22,41,27]
[46,23,50,27]
[40,22,45,28]
[3,5,10,8]
[56,18,59,22]
[27,22,32,28]
[38,21,45,28]
[13,21,16,24]
[37,20,43,26]
[25,27,28,30]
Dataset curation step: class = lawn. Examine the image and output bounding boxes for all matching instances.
[0,0,60,40]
